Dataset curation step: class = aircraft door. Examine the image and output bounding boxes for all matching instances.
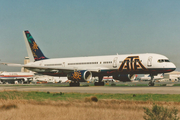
[63,62,65,67]
[147,56,152,67]
[113,57,118,68]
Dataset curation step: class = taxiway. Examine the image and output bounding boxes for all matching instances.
[0,86,180,94]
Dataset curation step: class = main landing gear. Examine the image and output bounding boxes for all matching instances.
[94,75,104,86]
[69,80,80,87]
[148,75,155,86]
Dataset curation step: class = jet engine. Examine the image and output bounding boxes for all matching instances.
[67,70,92,82]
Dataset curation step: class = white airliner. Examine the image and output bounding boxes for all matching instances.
[0,72,34,84]
[1,30,176,86]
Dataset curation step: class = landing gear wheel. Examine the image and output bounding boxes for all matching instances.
[148,81,154,86]
[94,75,105,86]
[69,81,80,87]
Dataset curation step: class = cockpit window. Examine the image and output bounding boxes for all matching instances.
[158,59,170,63]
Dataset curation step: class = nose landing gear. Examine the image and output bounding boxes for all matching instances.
[148,75,155,86]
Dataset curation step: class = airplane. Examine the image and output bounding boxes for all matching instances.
[140,73,164,81]
[0,71,34,84]
[32,74,61,83]
[59,77,69,83]
[1,30,176,86]
[102,74,138,82]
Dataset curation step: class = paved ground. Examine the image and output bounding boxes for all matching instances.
[0,86,180,94]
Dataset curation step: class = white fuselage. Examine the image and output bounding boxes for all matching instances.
[25,53,176,77]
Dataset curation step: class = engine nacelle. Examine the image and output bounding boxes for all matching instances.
[67,71,92,82]
[113,74,132,82]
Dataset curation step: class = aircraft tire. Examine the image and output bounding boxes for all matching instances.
[148,81,154,86]
[94,82,104,86]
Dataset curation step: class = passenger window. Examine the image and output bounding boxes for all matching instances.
[158,59,163,63]
[158,59,170,63]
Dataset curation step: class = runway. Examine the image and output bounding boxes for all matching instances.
[0,86,180,94]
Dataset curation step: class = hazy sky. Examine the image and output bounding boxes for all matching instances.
[0,0,180,71]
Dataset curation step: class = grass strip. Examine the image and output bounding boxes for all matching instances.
[0,90,180,102]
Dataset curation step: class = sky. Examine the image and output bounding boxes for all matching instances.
[0,0,180,72]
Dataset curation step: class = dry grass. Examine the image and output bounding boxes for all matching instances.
[0,99,179,120]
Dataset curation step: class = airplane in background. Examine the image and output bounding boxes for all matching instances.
[102,74,138,82]
[140,73,164,81]
[59,77,69,83]
[0,71,34,84]
[1,30,176,86]
[32,74,63,83]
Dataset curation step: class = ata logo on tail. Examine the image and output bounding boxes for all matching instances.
[119,56,147,71]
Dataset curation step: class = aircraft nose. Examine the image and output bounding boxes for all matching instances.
[164,62,176,72]
[170,62,176,71]
[173,63,176,68]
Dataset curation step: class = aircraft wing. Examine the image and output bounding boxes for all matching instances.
[23,65,74,72]
[23,65,102,73]
[0,62,74,71]
[0,62,22,67]
[1,62,103,73]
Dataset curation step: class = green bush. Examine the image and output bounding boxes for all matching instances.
[85,96,98,102]
[143,104,179,120]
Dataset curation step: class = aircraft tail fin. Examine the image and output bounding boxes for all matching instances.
[161,73,164,78]
[23,30,48,62]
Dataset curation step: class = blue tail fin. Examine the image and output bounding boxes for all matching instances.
[24,30,48,61]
